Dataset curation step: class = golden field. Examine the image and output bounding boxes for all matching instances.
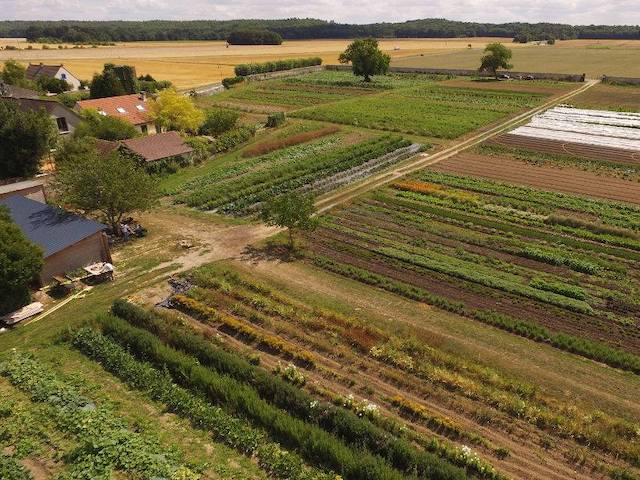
[0,37,530,89]
[2,37,640,88]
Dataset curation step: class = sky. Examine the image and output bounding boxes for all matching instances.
[3,0,640,25]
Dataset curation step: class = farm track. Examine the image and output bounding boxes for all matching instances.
[314,80,599,213]
[172,294,607,480]
[490,133,640,165]
[430,153,640,204]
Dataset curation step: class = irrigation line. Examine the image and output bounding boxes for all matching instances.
[315,79,599,214]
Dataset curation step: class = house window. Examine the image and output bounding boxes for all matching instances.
[140,124,148,134]
[116,107,126,113]
[56,117,69,133]
[136,105,145,111]
[61,73,67,80]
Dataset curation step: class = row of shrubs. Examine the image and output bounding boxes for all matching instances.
[70,326,335,480]
[111,300,469,480]
[94,312,421,480]
[235,57,322,77]
[171,294,316,366]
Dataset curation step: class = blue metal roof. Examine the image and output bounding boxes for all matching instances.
[0,195,106,258]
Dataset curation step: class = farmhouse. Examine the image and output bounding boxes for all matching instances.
[2,97,82,135]
[75,93,157,134]
[25,63,82,91]
[0,195,111,284]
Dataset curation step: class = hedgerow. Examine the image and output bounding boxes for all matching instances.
[235,57,322,76]
[110,300,469,480]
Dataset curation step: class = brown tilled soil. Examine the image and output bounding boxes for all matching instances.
[490,134,640,166]
[428,152,640,204]
[442,78,574,96]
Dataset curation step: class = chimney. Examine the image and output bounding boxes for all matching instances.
[139,91,146,101]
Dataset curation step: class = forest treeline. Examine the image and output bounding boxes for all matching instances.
[1,18,639,43]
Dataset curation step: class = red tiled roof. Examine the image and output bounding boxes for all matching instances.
[76,93,152,126]
[121,131,193,162]
[25,63,63,81]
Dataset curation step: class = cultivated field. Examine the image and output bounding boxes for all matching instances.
[3,58,640,480]
[393,39,640,78]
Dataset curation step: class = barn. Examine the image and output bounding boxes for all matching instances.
[0,195,111,284]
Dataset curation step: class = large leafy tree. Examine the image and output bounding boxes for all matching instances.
[54,143,158,235]
[89,63,138,99]
[479,43,513,77]
[339,38,390,82]
[0,100,57,180]
[74,109,138,141]
[199,108,239,136]
[0,206,44,315]
[149,88,204,134]
[261,193,318,250]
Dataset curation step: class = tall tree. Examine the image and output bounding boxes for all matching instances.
[74,109,138,141]
[149,88,204,134]
[54,144,158,235]
[0,206,44,315]
[479,43,513,78]
[339,38,390,82]
[260,193,318,250]
[89,63,138,99]
[0,100,57,180]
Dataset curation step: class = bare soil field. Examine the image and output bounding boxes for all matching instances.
[491,133,640,165]
[0,37,540,89]
[393,39,640,78]
[429,152,640,204]
[440,78,574,95]
[571,83,640,111]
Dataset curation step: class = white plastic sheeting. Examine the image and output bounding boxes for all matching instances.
[510,106,640,151]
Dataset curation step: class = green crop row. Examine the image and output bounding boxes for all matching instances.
[414,170,640,231]
[179,135,409,213]
[92,313,438,480]
[311,255,640,377]
[0,352,198,480]
[70,326,336,480]
[111,300,475,480]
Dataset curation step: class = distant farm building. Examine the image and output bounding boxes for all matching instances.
[25,63,82,91]
[0,195,111,284]
[0,81,40,99]
[75,93,157,134]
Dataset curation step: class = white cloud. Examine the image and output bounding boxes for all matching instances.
[2,0,640,25]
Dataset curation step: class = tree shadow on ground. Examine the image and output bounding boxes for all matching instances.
[241,240,303,264]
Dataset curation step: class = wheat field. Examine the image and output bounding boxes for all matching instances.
[2,37,640,88]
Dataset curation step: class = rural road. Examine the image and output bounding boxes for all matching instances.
[315,79,599,213]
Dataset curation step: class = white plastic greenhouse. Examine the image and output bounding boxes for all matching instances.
[509,106,640,151]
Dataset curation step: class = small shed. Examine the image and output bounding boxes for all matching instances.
[0,195,111,284]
